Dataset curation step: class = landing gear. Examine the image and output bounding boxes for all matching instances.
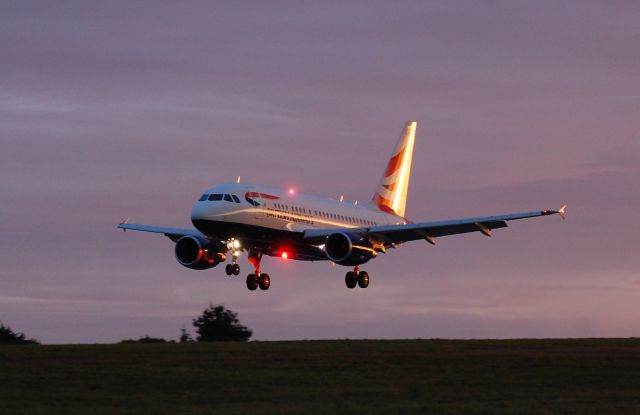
[357,271,369,288]
[246,272,270,291]
[246,274,258,290]
[246,250,271,291]
[345,266,369,289]
[225,263,240,276]
[258,274,270,290]
[345,272,357,289]
[225,238,242,276]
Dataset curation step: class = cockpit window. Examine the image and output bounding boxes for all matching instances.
[199,194,209,201]
[208,194,223,201]
[223,194,233,202]
[231,195,240,203]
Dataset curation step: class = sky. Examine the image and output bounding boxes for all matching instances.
[1,1,639,343]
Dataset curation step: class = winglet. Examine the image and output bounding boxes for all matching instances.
[558,204,567,220]
[119,218,130,232]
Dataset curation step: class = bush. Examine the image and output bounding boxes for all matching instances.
[179,326,194,343]
[119,335,168,344]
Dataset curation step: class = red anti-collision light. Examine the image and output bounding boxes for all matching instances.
[281,252,288,259]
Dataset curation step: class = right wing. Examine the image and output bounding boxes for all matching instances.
[117,221,206,242]
[304,205,566,246]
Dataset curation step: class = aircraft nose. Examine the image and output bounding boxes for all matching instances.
[191,202,208,221]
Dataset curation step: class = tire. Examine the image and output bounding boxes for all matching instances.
[232,263,240,275]
[345,272,357,289]
[246,274,258,291]
[357,271,369,288]
[225,264,233,276]
[258,273,271,290]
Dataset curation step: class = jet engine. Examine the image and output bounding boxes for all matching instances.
[174,236,226,270]
[324,232,376,266]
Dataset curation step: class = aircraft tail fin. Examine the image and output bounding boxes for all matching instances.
[369,121,417,218]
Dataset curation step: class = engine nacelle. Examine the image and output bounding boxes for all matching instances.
[174,236,226,270]
[324,232,376,266]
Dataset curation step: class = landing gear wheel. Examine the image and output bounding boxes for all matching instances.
[258,274,271,290]
[357,271,369,288]
[232,263,240,275]
[345,272,357,289]
[225,264,233,276]
[246,274,258,291]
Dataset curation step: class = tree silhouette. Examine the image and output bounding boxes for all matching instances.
[192,305,252,342]
[179,326,193,343]
[0,322,39,345]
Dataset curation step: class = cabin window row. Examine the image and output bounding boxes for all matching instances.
[199,193,241,203]
[270,202,376,226]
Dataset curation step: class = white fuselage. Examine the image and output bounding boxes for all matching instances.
[190,182,407,234]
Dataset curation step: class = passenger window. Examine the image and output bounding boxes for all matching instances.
[224,194,233,202]
[199,194,209,201]
[232,195,240,203]
[208,194,223,201]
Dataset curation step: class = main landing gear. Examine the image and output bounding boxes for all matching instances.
[345,266,369,289]
[246,251,270,291]
[246,273,270,291]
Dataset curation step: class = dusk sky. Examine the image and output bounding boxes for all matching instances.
[2,1,639,343]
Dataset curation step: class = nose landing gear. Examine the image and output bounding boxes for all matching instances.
[225,238,242,276]
[225,263,240,276]
[246,250,271,291]
[345,266,369,289]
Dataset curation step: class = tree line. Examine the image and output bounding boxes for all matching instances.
[1,305,252,345]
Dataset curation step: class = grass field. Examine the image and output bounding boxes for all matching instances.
[1,338,639,414]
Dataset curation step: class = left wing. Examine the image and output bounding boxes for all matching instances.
[304,205,566,246]
[117,221,206,242]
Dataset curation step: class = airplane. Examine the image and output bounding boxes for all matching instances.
[118,121,566,291]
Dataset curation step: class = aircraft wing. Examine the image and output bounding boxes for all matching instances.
[117,221,206,242]
[303,206,566,246]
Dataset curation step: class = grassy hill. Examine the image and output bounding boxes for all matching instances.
[1,338,639,414]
